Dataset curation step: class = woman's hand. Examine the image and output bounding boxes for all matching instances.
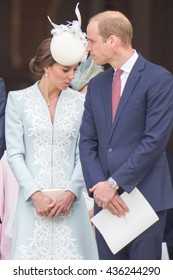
[31,191,53,217]
[48,191,76,218]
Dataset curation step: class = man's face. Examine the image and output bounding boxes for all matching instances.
[86,21,112,66]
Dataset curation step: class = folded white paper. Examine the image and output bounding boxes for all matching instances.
[91,188,159,254]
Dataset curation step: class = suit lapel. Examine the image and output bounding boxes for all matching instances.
[102,68,114,133]
[108,55,145,142]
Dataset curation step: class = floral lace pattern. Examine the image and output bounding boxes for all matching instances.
[20,210,83,260]
[17,85,84,259]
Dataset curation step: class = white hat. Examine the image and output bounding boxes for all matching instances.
[48,3,87,66]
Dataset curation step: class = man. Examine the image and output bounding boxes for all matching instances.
[0,77,6,159]
[79,11,173,260]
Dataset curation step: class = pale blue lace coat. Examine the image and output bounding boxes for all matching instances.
[5,82,98,260]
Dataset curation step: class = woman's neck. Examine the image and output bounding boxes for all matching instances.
[38,77,61,106]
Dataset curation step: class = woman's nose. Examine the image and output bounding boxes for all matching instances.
[68,70,75,80]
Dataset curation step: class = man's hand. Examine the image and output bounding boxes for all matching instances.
[107,193,129,217]
[89,181,116,209]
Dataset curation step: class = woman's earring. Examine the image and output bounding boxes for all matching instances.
[45,71,48,77]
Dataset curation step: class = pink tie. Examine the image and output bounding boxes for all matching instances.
[112,69,123,122]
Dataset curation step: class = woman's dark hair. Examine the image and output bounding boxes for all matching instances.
[29,38,56,76]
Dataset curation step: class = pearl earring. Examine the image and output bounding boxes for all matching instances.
[45,71,48,77]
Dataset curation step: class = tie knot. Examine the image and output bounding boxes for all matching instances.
[114,69,123,78]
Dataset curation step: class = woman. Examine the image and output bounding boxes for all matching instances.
[5,4,98,260]
[0,57,103,260]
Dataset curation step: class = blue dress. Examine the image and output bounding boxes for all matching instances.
[5,82,98,260]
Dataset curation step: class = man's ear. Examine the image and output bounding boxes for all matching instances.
[109,35,121,47]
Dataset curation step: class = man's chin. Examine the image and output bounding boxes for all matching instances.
[91,56,100,65]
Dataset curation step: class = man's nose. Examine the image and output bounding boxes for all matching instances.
[87,42,91,52]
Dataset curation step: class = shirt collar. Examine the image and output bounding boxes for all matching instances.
[115,50,138,74]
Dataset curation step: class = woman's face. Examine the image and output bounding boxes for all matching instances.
[47,63,79,91]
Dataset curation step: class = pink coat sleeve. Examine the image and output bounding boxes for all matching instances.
[0,151,19,259]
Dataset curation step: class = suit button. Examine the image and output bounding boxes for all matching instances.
[108,148,112,152]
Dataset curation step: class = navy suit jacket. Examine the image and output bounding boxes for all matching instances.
[79,54,173,212]
[0,78,6,159]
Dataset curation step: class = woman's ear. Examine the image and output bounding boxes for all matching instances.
[43,67,49,77]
